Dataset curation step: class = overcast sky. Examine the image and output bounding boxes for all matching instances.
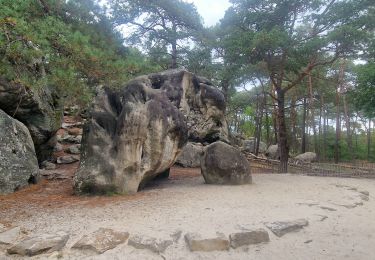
[184,0,231,26]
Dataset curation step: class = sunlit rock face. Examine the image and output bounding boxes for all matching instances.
[74,69,228,194]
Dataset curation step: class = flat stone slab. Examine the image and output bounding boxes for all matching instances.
[265,219,309,237]
[72,228,129,254]
[184,233,230,252]
[57,155,79,164]
[229,229,270,248]
[0,227,21,245]
[128,235,173,253]
[7,232,69,256]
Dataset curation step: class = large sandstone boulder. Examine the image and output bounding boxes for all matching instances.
[295,152,317,163]
[0,109,39,194]
[201,141,252,185]
[242,138,267,154]
[74,81,188,194]
[265,144,279,160]
[0,78,63,162]
[146,70,228,143]
[175,142,203,168]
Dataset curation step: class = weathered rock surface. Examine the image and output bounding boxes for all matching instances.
[184,233,230,252]
[66,144,81,155]
[60,135,82,144]
[72,228,129,254]
[295,152,317,163]
[242,138,267,154]
[41,161,56,170]
[128,235,173,253]
[74,74,188,195]
[265,219,309,237]
[0,78,63,162]
[229,229,270,248]
[201,141,252,185]
[57,155,79,164]
[0,109,39,194]
[175,142,203,168]
[0,227,21,245]
[265,145,279,160]
[7,232,69,256]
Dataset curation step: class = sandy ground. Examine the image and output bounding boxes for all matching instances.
[0,167,375,260]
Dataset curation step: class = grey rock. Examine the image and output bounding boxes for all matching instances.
[74,75,188,195]
[242,139,267,154]
[61,122,83,129]
[53,143,63,152]
[265,219,309,237]
[128,235,173,253]
[0,227,21,245]
[66,144,81,155]
[0,78,63,162]
[41,161,56,170]
[61,135,82,144]
[265,145,279,160]
[201,141,252,185]
[184,232,230,252]
[175,142,203,168]
[229,229,270,248]
[56,155,79,164]
[0,109,39,194]
[40,170,70,180]
[72,228,129,254]
[7,232,69,256]
[295,152,317,163]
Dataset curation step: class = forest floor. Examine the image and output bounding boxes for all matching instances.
[1,164,375,259]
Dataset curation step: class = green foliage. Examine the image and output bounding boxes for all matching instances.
[0,0,159,106]
[351,62,375,117]
[109,0,203,68]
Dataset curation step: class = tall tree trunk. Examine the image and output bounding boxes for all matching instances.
[170,23,177,69]
[276,88,289,173]
[308,73,318,156]
[335,87,341,164]
[301,96,307,153]
[343,94,353,160]
[368,119,371,161]
[290,95,297,154]
[319,95,324,161]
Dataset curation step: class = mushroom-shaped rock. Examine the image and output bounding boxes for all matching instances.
[201,141,252,185]
[74,79,188,195]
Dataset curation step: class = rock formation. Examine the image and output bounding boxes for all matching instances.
[295,152,317,163]
[265,144,279,160]
[242,138,267,154]
[201,141,252,185]
[0,78,63,162]
[0,109,39,194]
[175,142,204,168]
[74,69,228,194]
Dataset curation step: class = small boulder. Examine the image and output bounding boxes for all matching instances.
[184,233,230,252]
[7,232,69,256]
[229,229,270,248]
[175,142,203,168]
[295,152,317,163]
[265,145,279,160]
[201,141,252,185]
[72,228,129,254]
[0,227,21,245]
[242,139,267,154]
[265,219,309,237]
[41,161,56,170]
[56,156,79,164]
[53,143,63,152]
[128,235,173,253]
[66,144,81,155]
[61,135,82,144]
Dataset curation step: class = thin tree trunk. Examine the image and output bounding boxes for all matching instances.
[368,119,371,161]
[308,73,318,156]
[343,94,353,160]
[276,88,289,173]
[290,95,297,154]
[301,96,307,153]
